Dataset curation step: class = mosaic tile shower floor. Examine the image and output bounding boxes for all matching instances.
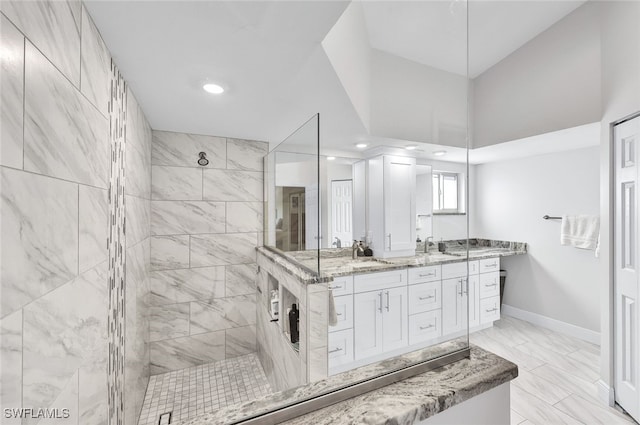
[137,353,272,425]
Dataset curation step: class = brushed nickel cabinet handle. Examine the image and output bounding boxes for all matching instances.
[419,295,435,301]
[329,347,343,354]
[385,291,390,311]
[419,324,435,330]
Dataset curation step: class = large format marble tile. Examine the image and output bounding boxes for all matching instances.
[152,165,202,200]
[150,235,190,270]
[23,42,109,188]
[37,370,79,425]
[0,15,24,169]
[126,89,152,157]
[225,264,258,297]
[226,202,263,233]
[150,331,226,375]
[126,194,150,247]
[150,303,190,342]
[190,233,257,267]
[125,240,151,425]
[150,266,225,306]
[1,168,78,318]
[79,350,107,425]
[80,5,110,116]
[203,169,262,202]
[0,0,81,85]
[226,325,257,357]
[227,138,268,171]
[79,185,107,273]
[22,262,108,414]
[514,341,599,382]
[126,140,151,200]
[151,200,225,235]
[189,295,256,335]
[510,385,582,425]
[0,310,22,424]
[152,130,226,168]
[510,369,570,405]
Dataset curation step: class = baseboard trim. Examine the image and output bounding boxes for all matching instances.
[596,379,615,407]
[501,304,600,345]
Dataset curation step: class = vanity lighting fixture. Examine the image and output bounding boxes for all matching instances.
[203,83,224,94]
[327,156,336,161]
[405,145,417,150]
[356,143,367,148]
[433,150,447,156]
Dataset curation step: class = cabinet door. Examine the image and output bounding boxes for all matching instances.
[382,286,409,352]
[354,291,384,360]
[466,275,480,328]
[480,296,501,324]
[329,294,353,332]
[408,281,441,315]
[409,310,442,345]
[383,156,416,251]
[442,278,463,335]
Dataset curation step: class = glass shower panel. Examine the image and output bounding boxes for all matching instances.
[265,114,321,274]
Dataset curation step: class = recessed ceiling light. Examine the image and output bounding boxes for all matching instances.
[327,156,336,161]
[203,83,224,94]
[433,150,447,156]
[405,145,417,150]
[356,143,367,148]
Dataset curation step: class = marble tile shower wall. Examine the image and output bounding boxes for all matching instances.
[0,1,152,424]
[149,130,268,375]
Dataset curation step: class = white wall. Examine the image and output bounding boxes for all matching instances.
[472,2,601,148]
[599,0,640,394]
[474,146,600,332]
[370,49,468,147]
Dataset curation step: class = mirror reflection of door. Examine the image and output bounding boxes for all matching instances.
[331,180,353,247]
[276,187,306,251]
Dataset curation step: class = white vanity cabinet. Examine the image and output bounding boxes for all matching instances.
[367,155,416,258]
[353,270,408,361]
[478,258,501,324]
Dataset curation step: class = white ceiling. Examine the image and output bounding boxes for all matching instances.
[85,0,588,155]
[363,0,585,78]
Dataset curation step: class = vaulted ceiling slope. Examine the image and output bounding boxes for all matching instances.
[85,0,587,154]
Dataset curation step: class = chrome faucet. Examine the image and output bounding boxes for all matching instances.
[425,236,434,254]
[352,240,364,259]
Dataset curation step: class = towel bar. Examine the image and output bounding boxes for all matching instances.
[542,215,562,220]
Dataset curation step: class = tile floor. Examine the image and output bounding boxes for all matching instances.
[137,353,272,425]
[470,315,636,425]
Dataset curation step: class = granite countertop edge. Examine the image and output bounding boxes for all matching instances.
[172,345,518,425]
[256,239,527,284]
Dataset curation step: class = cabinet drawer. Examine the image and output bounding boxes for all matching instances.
[329,295,353,332]
[469,260,480,275]
[330,276,353,296]
[479,272,500,298]
[408,282,441,315]
[408,265,441,284]
[409,310,441,345]
[480,296,501,323]
[328,328,354,368]
[441,261,468,279]
[479,258,500,273]
[354,269,407,293]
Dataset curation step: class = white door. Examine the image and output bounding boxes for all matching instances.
[305,184,320,249]
[331,180,353,247]
[383,156,416,251]
[354,291,383,360]
[382,286,409,352]
[615,115,640,421]
[442,278,463,335]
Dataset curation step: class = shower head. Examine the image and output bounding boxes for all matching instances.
[197,152,209,166]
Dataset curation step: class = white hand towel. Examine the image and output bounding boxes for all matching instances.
[561,215,600,250]
[328,290,338,327]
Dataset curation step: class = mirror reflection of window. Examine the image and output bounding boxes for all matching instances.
[433,172,459,213]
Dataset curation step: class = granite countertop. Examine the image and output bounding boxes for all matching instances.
[258,239,527,284]
[173,345,518,425]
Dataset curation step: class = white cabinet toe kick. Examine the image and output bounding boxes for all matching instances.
[327,258,501,374]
